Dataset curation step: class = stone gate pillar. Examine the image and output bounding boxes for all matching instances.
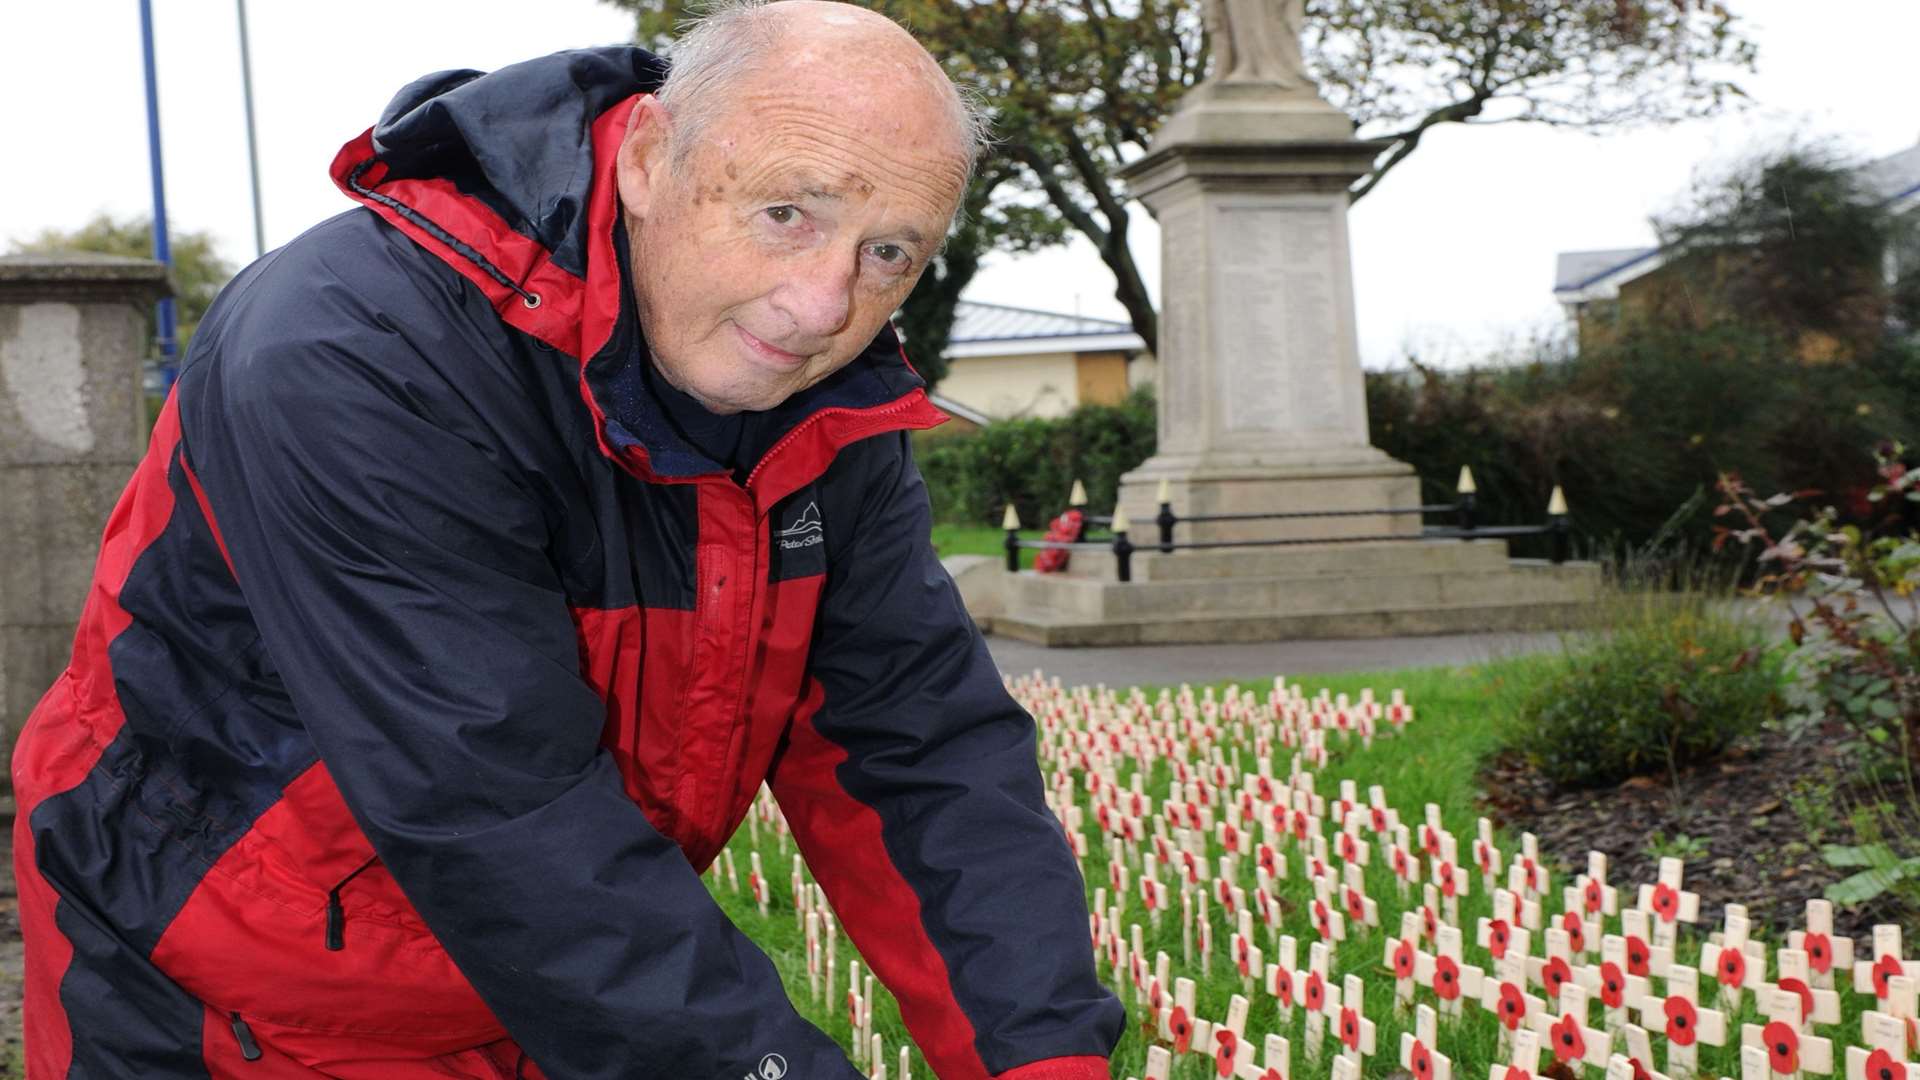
[0,253,169,751]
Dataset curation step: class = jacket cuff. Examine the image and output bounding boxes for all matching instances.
[994,1056,1111,1080]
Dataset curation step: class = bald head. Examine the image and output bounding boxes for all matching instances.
[657,0,986,179]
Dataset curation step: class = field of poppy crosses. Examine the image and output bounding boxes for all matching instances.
[704,672,1918,1080]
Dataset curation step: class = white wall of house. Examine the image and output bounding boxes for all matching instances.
[940,352,1080,419]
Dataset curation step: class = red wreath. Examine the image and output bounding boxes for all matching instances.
[1032,509,1084,573]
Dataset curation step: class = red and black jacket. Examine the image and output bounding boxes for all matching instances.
[11,46,1121,1079]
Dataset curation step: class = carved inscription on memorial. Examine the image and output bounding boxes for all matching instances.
[1216,204,1349,438]
[1158,202,1208,454]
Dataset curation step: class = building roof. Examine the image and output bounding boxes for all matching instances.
[941,299,1146,359]
[1554,139,1920,304]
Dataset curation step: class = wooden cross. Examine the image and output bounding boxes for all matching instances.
[1534,983,1611,1076]
[1856,927,1920,1006]
[1266,934,1301,1025]
[1342,861,1380,930]
[1742,983,1836,1080]
[1514,833,1551,903]
[1160,976,1205,1057]
[1304,940,1335,1060]
[1256,1032,1292,1080]
[1387,910,1422,1013]
[1483,954,1547,1059]
[1701,904,1768,1013]
[1143,1045,1174,1080]
[1844,997,1918,1080]
[1432,832,1470,927]
[1235,910,1266,995]
[1488,1026,1546,1080]
[1479,889,1538,967]
[1789,900,1855,992]
[1527,927,1579,1009]
[1568,851,1621,922]
[1337,819,1373,868]
[1560,906,1602,964]
[1475,818,1505,897]
[1310,876,1349,951]
[1637,964,1729,1078]
[1622,908,1676,980]
[1621,1023,1677,1080]
[1335,974,1379,1066]
[1403,1003,1454,1080]
[1587,933,1653,1033]
[748,851,771,917]
[1634,857,1701,951]
[1767,947,1843,1032]
[1211,993,1263,1078]
[1419,924,1487,1021]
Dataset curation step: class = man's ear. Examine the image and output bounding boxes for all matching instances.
[615,94,673,220]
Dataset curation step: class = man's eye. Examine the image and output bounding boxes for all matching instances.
[764,205,801,226]
[867,244,908,267]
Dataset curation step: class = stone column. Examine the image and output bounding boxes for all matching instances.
[1116,79,1420,542]
[0,254,168,748]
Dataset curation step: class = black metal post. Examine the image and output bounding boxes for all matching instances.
[1157,501,1175,554]
[1005,525,1020,572]
[1550,515,1570,564]
[1457,492,1477,537]
[1113,527,1134,583]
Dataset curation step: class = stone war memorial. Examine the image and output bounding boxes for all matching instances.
[983,0,1601,646]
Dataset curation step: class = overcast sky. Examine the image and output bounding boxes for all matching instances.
[4,1,1915,368]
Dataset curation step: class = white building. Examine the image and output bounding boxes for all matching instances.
[930,300,1151,422]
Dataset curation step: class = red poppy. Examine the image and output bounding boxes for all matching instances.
[1488,920,1512,960]
[1543,957,1573,1000]
[1562,911,1586,953]
[848,992,860,1030]
[1865,1048,1908,1080]
[1803,933,1833,975]
[1262,1070,1285,1080]
[1438,862,1459,898]
[1341,833,1358,862]
[1171,1005,1193,1055]
[1150,981,1165,1011]
[1340,1007,1360,1050]
[1372,807,1389,834]
[1422,905,1439,942]
[1584,879,1603,914]
[1304,971,1326,1011]
[1777,977,1813,1023]
[1423,826,1441,857]
[1652,883,1680,923]
[1394,939,1417,980]
[1394,848,1410,878]
[1628,1057,1654,1080]
[1763,1020,1799,1075]
[1313,900,1332,938]
[1664,996,1698,1046]
[1260,846,1279,878]
[1498,983,1528,1030]
[1293,811,1310,841]
[1598,962,1625,1008]
[1874,953,1906,999]
[1274,967,1295,1007]
[1346,888,1367,924]
[1477,841,1494,875]
[1506,1068,1533,1080]
[1411,1040,1434,1080]
[1550,1013,1588,1065]
[1433,956,1463,1001]
[1716,946,1747,988]
[1311,858,1328,881]
[1626,935,1651,976]
[1216,1028,1240,1077]
[1237,939,1252,978]
[1523,858,1541,892]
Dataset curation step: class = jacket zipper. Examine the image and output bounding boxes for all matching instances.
[229,1012,262,1061]
[324,854,381,951]
[742,396,925,492]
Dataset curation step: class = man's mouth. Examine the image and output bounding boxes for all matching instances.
[734,323,810,369]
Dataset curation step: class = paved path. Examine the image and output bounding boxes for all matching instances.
[982,629,1567,686]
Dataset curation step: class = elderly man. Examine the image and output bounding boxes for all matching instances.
[10,2,1123,1077]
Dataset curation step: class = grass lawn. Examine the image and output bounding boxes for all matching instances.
[930,522,1044,570]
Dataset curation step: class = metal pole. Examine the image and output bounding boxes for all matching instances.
[139,0,179,381]
[1157,501,1175,554]
[1114,528,1134,584]
[237,0,266,258]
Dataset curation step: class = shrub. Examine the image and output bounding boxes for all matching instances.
[918,386,1156,526]
[1504,591,1779,788]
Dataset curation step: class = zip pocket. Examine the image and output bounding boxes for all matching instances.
[229,1012,262,1061]
[323,854,381,951]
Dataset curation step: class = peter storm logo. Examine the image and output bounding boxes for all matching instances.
[776,501,824,551]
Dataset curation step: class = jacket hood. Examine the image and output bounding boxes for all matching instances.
[328,46,943,501]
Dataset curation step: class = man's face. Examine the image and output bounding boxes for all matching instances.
[617,67,968,414]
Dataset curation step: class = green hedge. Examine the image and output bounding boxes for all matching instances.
[918,387,1156,526]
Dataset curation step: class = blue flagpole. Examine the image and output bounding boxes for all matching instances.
[139,0,180,385]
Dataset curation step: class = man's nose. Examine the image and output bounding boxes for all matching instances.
[772,247,855,340]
